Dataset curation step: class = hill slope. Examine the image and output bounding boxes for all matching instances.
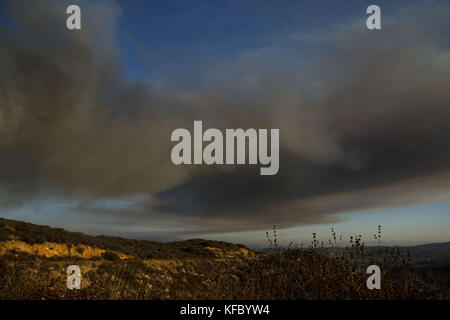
[0,217,249,259]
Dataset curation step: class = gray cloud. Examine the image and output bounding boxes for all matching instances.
[0,1,449,235]
[0,0,199,204]
[149,2,450,232]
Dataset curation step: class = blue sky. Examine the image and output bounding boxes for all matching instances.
[113,0,416,82]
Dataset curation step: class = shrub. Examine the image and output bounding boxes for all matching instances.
[101,251,120,261]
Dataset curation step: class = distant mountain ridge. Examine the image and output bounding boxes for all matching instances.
[411,242,450,248]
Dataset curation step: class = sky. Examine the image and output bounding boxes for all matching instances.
[0,0,449,247]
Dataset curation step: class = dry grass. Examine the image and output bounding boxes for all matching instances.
[0,225,447,300]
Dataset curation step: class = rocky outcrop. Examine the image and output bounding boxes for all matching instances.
[0,240,130,259]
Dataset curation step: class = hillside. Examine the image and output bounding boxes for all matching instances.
[0,217,448,300]
[0,217,248,259]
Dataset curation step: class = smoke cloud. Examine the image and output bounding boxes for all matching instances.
[0,0,449,235]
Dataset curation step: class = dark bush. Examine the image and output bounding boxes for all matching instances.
[101,251,120,261]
